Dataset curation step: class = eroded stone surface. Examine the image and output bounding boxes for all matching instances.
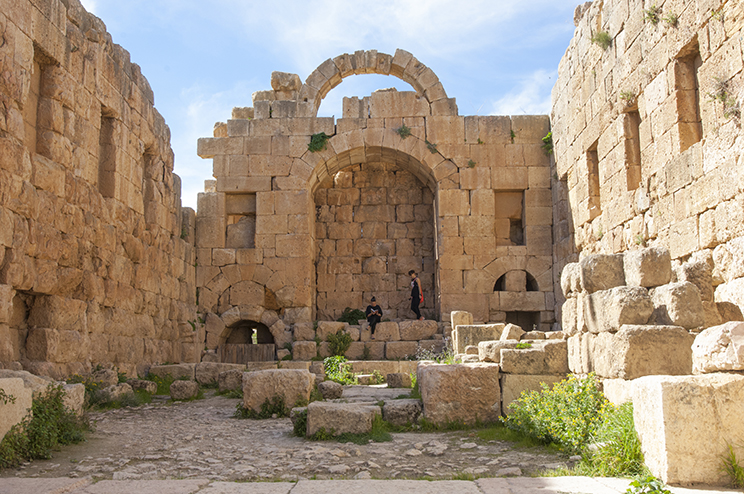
[692,321,744,374]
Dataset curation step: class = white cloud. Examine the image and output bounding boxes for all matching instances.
[489,69,556,116]
[79,0,97,14]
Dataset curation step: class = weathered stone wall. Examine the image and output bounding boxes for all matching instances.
[314,161,436,320]
[0,0,197,378]
[551,0,744,322]
[197,49,555,339]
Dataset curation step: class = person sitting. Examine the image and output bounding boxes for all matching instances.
[365,297,383,339]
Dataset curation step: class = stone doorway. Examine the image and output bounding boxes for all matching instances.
[314,162,436,320]
[219,320,275,363]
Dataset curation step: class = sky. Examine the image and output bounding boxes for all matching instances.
[79,0,580,209]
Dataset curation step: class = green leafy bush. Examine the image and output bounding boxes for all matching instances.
[396,125,412,139]
[502,373,609,453]
[591,31,612,50]
[625,476,671,494]
[292,408,308,437]
[0,384,89,468]
[585,402,645,476]
[336,307,365,324]
[308,132,330,152]
[541,131,553,156]
[234,395,290,419]
[324,356,358,385]
[327,329,353,357]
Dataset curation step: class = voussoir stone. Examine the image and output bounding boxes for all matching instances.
[170,380,199,401]
[398,320,438,340]
[382,399,422,426]
[306,402,381,437]
[242,369,314,413]
[418,362,501,425]
[318,380,343,400]
[692,321,744,374]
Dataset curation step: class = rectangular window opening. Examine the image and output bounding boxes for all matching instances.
[625,111,642,191]
[98,107,117,198]
[225,193,256,249]
[587,141,601,220]
[675,41,702,152]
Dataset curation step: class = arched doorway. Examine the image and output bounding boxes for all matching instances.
[220,319,275,363]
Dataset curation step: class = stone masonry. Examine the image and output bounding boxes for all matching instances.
[0,0,197,378]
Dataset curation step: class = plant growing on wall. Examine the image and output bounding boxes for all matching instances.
[662,11,678,26]
[708,76,741,120]
[308,132,331,152]
[643,4,662,24]
[425,140,438,153]
[467,160,476,168]
[591,31,612,50]
[510,129,516,143]
[541,131,553,156]
[396,124,412,139]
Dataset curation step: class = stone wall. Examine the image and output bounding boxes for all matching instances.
[551,0,744,323]
[196,49,555,342]
[314,161,436,320]
[0,0,197,378]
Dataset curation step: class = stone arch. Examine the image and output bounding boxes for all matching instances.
[493,270,540,292]
[301,49,450,115]
[215,305,286,347]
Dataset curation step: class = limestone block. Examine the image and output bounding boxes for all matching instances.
[584,287,653,333]
[715,278,744,315]
[0,378,32,441]
[501,374,564,415]
[453,324,505,354]
[464,345,479,355]
[478,340,519,363]
[25,328,90,363]
[692,321,744,374]
[676,259,714,302]
[500,323,525,341]
[27,295,87,331]
[418,362,501,425]
[386,373,412,388]
[148,364,196,381]
[104,383,133,401]
[218,369,243,392]
[522,331,546,340]
[316,321,347,341]
[500,340,568,375]
[579,254,625,293]
[170,380,199,401]
[271,71,302,92]
[398,320,438,341]
[713,237,744,282]
[317,380,343,400]
[601,379,635,406]
[633,374,744,485]
[591,325,694,380]
[450,310,473,329]
[623,247,671,288]
[195,363,245,385]
[0,285,13,324]
[212,248,236,266]
[560,263,582,297]
[306,402,382,437]
[385,341,417,360]
[91,369,119,388]
[373,322,400,341]
[292,341,317,361]
[242,369,314,413]
[382,399,422,426]
[128,379,157,395]
[418,339,444,355]
[62,383,85,415]
[650,282,705,329]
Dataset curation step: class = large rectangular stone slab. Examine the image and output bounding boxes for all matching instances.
[418,362,500,425]
[452,324,505,354]
[148,364,196,381]
[195,363,245,384]
[398,320,438,340]
[500,340,568,375]
[242,369,314,413]
[0,378,32,441]
[633,373,744,485]
[584,287,653,333]
[306,402,381,437]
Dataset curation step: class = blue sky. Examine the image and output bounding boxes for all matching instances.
[80,0,580,209]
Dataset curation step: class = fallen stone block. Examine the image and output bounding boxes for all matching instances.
[0,370,54,395]
[522,331,546,340]
[92,368,119,388]
[170,380,199,401]
[195,362,245,385]
[398,320,438,340]
[584,286,653,333]
[499,323,525,341]
[478,340,519,363]
[62,383,85,415]
[623,247,672,288]
[318,380,343,400]
[590,325,693,380]
[218,369,243,392]
[277,349,290,360]
[714,278,744,317]
[580,253,625,293]
[104,383,133,401]
[676,259,714,301]
[500,340,568,375]
[242,369,314,413]
[633,373,744,485]
[450,310,473,331]
[149,363,196,381]
[453,324,505,354]
[692,321,744,374]
[382,399,422,426]
[306,402,381,437]
[464,345,479,355]
[127,379,157,395]
[0,378,32,441]
[418,362,500,425]
[650,282,705,329]
[386,373,412,388]
[560,262,583,297]
[292,341,317,361]
[501,374,564,415]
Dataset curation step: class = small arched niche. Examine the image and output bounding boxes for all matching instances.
[225,320,273,345]
[493,270,539,292]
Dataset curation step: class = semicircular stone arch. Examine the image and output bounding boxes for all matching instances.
[301,49,449,115]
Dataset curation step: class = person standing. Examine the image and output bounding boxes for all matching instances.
[365,297,383,339]
[408,270,424,321]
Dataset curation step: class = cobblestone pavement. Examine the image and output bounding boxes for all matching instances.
[1,388,574,482]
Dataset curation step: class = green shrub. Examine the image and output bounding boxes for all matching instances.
[502,373,609,453]
[371,370,385,384]
[541,131,553,156]
[216,388,243,399]
[234,395,291,419]
[515,342,532,349]
[324,356,358,385]
[585,402,645,476]
[396,125,412,139]
[721,443,744,488]
[336,307,365,325]
[0,384,89,468]
[145,374,175,395]
[591,31,612,50]
[292,408,308,437]
[327,329,353,357]
[309,415,392,444]
[625,476,671,494]
[307,132,330,152]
